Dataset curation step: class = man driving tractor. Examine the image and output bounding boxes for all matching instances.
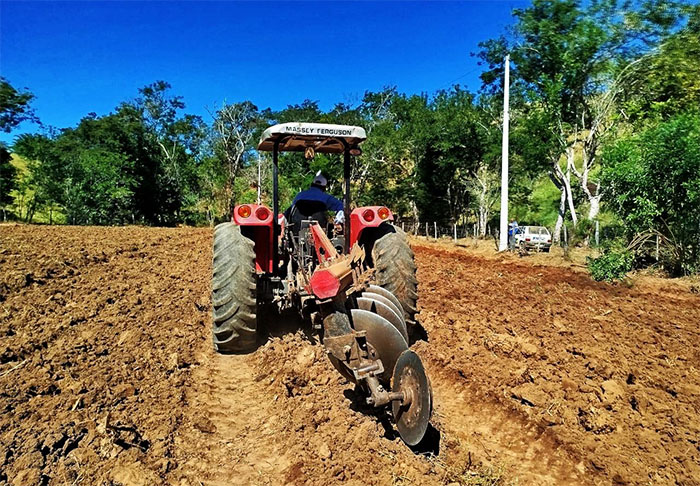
[283,171,345,232]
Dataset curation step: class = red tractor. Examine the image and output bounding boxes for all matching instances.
[211,123,432,445]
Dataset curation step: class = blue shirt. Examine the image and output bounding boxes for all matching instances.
[292,186,343,212]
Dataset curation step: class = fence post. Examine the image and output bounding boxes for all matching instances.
[401,222,405,232]
[656,235,659,261]
[595,220,600,247]
[453,224,457,242]
[425,222,429,238]
[434,222,438,239]
[563,225,568,247]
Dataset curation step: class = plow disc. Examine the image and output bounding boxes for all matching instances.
[391,350,432,446]
[367,284,404,317]
[360,292,405,333]
[356,297,408,344]
[350,309,407,383]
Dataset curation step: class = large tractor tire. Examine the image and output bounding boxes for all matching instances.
[371,227,418,327]
[211,223,257,353]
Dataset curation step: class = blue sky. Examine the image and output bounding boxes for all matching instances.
[0,1,526,143]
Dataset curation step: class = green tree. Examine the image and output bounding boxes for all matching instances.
[356,88,419,221]
[621,4,700,122]
[13,82,213,226]
[0,78,39,132]
[195,153,232,225]
[478,0,688,241]
[12,133,62,223]
[14,114,145,225]
[0,145,17,220]
[124,81,205,224]
[62,148,135,225]
[418,87,485,225]
[602,112,700,275]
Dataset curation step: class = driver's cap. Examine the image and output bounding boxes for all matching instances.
[313,171,327,188]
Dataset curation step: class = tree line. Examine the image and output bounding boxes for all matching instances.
[1,0,699,274]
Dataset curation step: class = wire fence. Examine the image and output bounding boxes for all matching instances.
[397,220,626,249]
[400,221,492,240]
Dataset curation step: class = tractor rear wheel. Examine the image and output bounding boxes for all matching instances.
[371,227,418,327]
[211,222,257,353]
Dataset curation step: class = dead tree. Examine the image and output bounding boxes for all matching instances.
[468,163,499,237]
[210,101,259,214]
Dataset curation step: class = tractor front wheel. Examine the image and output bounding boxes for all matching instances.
[371,226,418,328]
[211,223,258,353]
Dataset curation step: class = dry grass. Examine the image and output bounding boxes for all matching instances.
[445,464,515,486]
[425,438,519,486]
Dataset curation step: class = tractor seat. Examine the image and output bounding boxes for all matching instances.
[285,200,329,235]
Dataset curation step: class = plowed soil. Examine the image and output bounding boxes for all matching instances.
[1,225,699,486]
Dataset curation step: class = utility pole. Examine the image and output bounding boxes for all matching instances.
[498,54,511,252]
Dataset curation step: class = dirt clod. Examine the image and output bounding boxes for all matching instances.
[318,442,332,459]
[193,416,217,434]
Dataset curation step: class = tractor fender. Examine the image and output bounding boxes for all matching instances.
[232,204,279,274]
[349,206,394,247]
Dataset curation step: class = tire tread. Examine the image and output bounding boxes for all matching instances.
[211,223,257,353]
[371,227,418,325]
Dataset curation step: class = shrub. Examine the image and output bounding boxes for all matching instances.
[587,249,634,282]
[601,112,700,276]
[571,219,595,247]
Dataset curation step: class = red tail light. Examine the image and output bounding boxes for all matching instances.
[525,238,531,242]
[255,207,270,220]
[237,205,251,218]
[362,209,375,222]
[377,207,390,220]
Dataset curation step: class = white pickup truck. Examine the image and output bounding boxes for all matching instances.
[514,226,552,252]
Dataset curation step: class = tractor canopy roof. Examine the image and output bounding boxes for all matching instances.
[257,122,366,154]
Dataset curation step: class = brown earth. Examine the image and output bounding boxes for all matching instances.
[1,225,698,486]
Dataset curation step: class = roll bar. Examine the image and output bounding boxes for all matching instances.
[258,123,366,273]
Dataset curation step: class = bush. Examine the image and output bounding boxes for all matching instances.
[587,249,634,282]
[601,112,700,276]
[571,219,595,247]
